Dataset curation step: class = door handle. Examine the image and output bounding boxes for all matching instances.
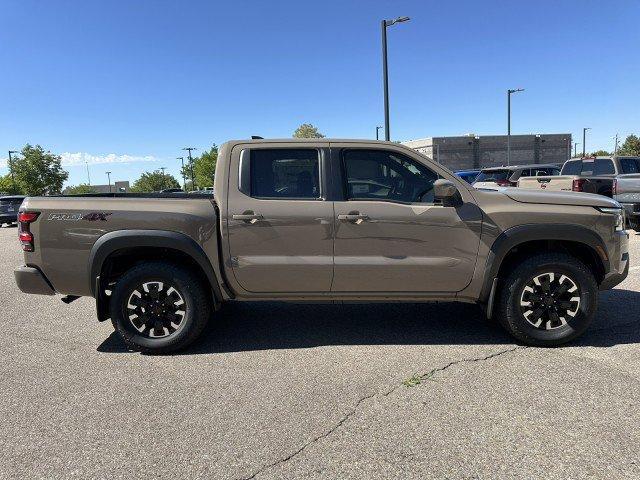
[232,212,263,224]
[337,212,369,224]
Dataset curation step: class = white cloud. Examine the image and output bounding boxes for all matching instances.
[60,152,158,167]
[1,152,158,169]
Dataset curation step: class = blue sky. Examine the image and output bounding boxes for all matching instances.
[1,0,638,187]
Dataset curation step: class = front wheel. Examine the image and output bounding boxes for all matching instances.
[109,262,211,353]
[497,253,598,347]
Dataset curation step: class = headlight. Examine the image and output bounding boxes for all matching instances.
[598,207,625,231]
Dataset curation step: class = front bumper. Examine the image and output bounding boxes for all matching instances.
[599,230,630,290]
[14,265,56,295]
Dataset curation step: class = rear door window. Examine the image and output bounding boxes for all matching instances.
[249,149,320,199]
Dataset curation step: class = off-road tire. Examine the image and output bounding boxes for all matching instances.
[497,253,598,347]
[109,262,211,354]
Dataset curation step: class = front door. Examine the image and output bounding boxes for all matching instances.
[226,144,334,294]
[331,146,481,293]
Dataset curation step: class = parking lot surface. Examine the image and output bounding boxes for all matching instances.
[1,225,639,479]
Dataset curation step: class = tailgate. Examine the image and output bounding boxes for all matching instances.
[614,174,640,204]
[517,175,575,191]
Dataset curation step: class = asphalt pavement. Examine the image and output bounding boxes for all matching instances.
[1,225,639,479]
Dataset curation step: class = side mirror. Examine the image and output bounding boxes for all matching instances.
[434,179,463,207]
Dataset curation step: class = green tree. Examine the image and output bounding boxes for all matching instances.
[619,134,640,156]
[0,174,23,195]
[11,145,68,195]
[131,170,180,192]
[65,184,97,194]
[181,146,217,190]
[590,150,611,157]
[293,123,325,138]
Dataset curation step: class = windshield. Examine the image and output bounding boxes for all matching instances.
[475,170,510,182]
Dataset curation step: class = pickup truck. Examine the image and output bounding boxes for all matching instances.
[614,172,640,231]
[517,156,640,198]
[14,139,629,353]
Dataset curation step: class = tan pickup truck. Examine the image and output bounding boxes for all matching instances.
[14,139,629,353]
[517,156,640,197]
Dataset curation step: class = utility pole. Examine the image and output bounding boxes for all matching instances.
[183,147,197,191]
[85,160,91,185]
[7,150,18,191]
[106,171,112,193]
[177,157,186,190]
[582,127,591,157]
[573,142,580,158]
[507,88,524,166]
[613,133,619,155]
[376,126,383,140]
[381,16,410,142]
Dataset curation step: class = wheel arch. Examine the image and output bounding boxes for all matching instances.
[89,230,223,321]
[481,224,609,311]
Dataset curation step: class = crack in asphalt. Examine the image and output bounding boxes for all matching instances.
[406,345,526,384]
[237,345,524,480]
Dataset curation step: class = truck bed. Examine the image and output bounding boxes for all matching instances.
[20,195,219,297]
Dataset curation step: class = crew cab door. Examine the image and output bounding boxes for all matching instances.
[224,143,334,294]
[330,144,481,293]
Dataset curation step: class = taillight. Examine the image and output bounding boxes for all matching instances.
[572,179,586,192]
[612,179,618,196]
[18,211,40,252]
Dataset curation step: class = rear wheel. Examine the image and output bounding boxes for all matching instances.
[109,262,211,353]
[497,253,598,346]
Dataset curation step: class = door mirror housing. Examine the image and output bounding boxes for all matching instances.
[434,179,463,207]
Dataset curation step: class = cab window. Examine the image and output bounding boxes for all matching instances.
[342,149,439,203]
[250,149,320,199]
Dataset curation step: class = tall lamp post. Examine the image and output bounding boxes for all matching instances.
[7,150,18,191]
[582,127,591,157]
[105,171,112,193]
[381,16,410,142]
[177,157,186,190]
[160,167,167,190]
[183,147,197,191]
[507,88,524,166]
[613,133,619,155]
[573,142,580,158]
[376,126,383,140]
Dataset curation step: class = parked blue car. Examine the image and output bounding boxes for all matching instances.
[454,169,480,184]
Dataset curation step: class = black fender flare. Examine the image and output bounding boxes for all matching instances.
[480,223,609,305]
[89,230,223,319]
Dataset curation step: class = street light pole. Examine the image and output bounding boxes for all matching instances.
[582,127,591,157]
[183,147,197,191]
[507,88,524,166]
[381,16,410,142]
[85,160,91,185]
[177,157,186,190]
[573,142,580,158]
[106,171,112,193]
[376,126,383,140]
[160,167,167,190]
[613,133,619,155]
[7,150,17,191]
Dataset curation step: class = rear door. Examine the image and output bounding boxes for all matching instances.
[330,144,481,293]
[224,143,334,294]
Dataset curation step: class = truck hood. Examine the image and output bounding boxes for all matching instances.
[495,188,620,208]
